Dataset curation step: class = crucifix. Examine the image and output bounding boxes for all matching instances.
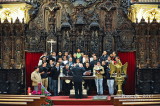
[47,39,56,53]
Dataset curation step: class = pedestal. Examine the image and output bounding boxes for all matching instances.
[69,81,88,98]
[115,77,124,95]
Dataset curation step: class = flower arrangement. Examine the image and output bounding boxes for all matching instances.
[31,83,51,96]
[31,90,49,95]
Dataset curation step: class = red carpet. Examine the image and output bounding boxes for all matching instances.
[48,96,113,105]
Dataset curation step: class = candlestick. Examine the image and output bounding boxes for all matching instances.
[28,87,31,95]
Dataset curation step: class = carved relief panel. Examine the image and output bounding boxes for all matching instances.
[0,18,25,69]
[135,18,160,68]
[24,0,137,56]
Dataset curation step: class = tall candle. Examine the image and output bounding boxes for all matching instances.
[28,87,31,95]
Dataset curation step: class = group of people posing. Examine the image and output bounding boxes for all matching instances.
[31,49,122,98]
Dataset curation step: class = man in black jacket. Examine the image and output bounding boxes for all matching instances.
[47,59,55,92]
[51,62,60,96]
[100,51,108,62]
[71,63,85,99]
[39,62,49,89]
[62,64,73,95]
[84,62,92,94]
[90,56,98,69]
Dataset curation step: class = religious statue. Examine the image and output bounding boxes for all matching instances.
[109,61,128,95]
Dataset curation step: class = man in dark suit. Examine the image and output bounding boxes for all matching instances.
[71,63,85,99]
[62,64,73,95]
[48,52,57,62]
[51,62,60,96]
[84,62,92,94]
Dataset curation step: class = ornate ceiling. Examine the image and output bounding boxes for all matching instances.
[0,3,32,23]
[128,4,160,23]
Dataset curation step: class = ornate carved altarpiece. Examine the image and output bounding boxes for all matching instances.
[0,0,159,70]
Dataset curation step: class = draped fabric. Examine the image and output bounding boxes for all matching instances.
[25,52,42,90]
[118,52,136,95]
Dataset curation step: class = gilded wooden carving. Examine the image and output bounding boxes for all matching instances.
[0,0,159,69]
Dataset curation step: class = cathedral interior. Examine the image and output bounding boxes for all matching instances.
[0,0,160,95]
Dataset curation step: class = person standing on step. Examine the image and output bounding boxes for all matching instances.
[52,62,60,96]
[93,61,105,95]
[71,63,85,99]
[31,67,42,91]
[47,59,55,92]
[39,62,49,89]
[106,56,115,95]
